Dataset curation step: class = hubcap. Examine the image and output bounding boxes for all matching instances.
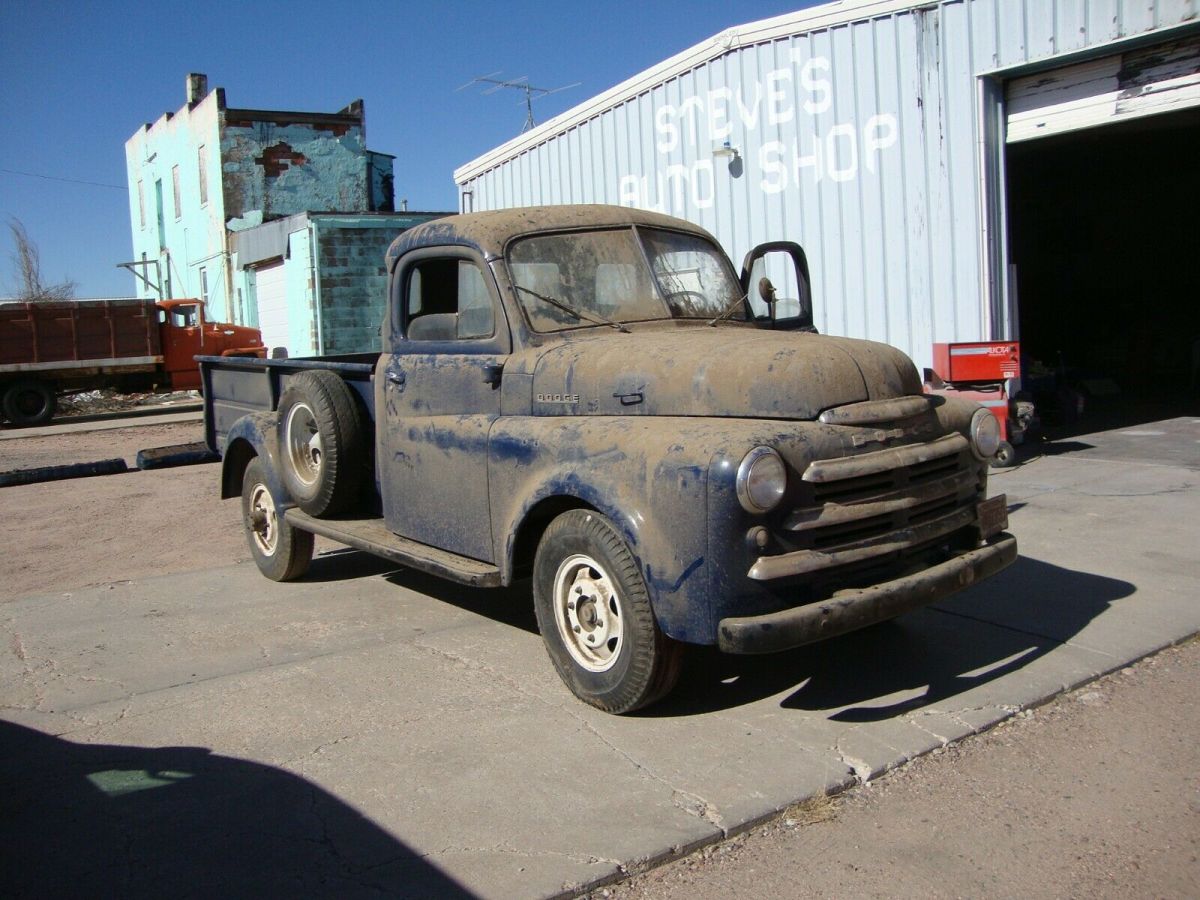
[553,554,624,672]
[285,402,322,486]
[248,483,278,556]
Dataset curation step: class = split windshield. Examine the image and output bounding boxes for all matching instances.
[507,227,745,333]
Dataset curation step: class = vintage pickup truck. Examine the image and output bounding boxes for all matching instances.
[201,205,1016,713]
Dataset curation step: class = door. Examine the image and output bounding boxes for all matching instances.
[253,261,289,356]
[160,301,203,389]
[377,249,510,563]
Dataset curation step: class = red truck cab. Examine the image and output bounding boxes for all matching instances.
[156,299,264,391]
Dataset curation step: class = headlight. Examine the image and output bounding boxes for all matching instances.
[969,408,1001,460]
[736,447,787,513]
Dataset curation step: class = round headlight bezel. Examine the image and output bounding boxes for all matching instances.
[969,407,1002,460]
[736,446,787,514]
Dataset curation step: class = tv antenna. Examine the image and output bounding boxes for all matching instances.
[459,72,581,132]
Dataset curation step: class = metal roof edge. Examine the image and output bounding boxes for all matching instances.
[452,0,920,184]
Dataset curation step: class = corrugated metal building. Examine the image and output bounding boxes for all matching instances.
[455,0,1199,390]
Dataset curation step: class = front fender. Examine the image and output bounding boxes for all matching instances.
[490,416,788,643]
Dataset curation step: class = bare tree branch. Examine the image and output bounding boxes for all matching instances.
[8,218,76,302]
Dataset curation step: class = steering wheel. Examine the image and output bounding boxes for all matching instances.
[663,290,709,312]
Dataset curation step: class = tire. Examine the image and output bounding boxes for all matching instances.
[276,370,366,516]
[242,457,314,581]
[532,510,683,713]
[991,440,1016,468]
[3,380,57,426]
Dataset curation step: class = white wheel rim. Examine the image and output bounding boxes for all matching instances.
[248,482,278,556]
[553,553,624,672]
[284,402,322,487]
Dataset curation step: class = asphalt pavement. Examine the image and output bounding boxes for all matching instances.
[2,416,1198,898]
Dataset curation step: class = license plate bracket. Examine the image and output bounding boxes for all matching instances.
[977,493,1008,539]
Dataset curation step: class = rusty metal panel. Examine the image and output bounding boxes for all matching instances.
[455,0,1198,373]
[0,299,160,368]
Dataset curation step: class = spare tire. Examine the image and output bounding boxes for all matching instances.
[3,380,57,426]
[276,370,366,516]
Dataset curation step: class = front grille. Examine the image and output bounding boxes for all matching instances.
[774,436,985,566]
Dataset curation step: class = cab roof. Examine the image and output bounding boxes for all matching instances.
[384,204,715,270]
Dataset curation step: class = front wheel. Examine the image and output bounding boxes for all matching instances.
[991,440,1016,468]
[533,510,682,713]
[242,457,314,581]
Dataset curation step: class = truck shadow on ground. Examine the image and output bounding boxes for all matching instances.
[0,720,476,899]
[295,551,1133,724]
[644,556,1134,719]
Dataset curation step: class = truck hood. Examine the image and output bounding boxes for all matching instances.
[528,326,923,419]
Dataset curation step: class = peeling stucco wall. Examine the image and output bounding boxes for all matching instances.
[221,115,369,230]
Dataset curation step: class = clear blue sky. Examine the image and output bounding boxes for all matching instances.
[0,0,817,299]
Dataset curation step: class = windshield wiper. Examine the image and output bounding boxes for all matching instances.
[706,290,750,326]
[515,285,630,333]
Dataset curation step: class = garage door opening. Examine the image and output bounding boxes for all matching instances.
[1005,107,1200,430]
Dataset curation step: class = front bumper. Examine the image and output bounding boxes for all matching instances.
[717,533,1018,654]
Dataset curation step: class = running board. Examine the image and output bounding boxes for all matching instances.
[285,509,502,588]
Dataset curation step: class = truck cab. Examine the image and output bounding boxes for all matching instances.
[205,205,1015,713]
[156,299,263,391]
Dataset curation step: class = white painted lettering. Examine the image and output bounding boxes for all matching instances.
[708,87,734,141]
[826,124,858,182]
[794,136,822,184]
[798,57,832,115]
[691,160,715,208]
[655,105,678,153]
[619,174,643,206]
[678,97,704,149]
[765,69,794,126]
[664,164,690,208]
[760,141,787,194]
[864,114,898,172]
[734,82,763,130]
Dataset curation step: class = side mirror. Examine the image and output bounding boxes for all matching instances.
[740,241,814,331]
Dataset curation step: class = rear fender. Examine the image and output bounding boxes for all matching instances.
[219,412,287,501]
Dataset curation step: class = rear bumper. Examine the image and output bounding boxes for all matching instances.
[717,534,1017,654]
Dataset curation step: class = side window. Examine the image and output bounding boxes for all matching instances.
[405,259,495,341]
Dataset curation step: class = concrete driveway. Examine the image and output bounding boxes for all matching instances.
[2,417,1198,898]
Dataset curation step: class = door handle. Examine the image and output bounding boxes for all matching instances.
[387,370,406,385]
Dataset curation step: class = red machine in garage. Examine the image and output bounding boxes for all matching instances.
[924,341,1034,467]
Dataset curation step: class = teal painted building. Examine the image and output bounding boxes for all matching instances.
[124,73,409,343]
[229,211,445,357]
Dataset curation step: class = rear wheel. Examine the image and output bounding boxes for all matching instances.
[242,457,313,581]
[3,380,56,426]
[533,510,682,713]
[277,370,366,516]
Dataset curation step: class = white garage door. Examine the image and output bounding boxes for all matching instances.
[1007,33,1200,143]
[254,261,289,357]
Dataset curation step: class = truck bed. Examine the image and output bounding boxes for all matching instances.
[0,299,161,373]
[199,352,378,454]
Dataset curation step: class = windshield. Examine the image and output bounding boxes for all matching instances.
[508,227,745,332]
